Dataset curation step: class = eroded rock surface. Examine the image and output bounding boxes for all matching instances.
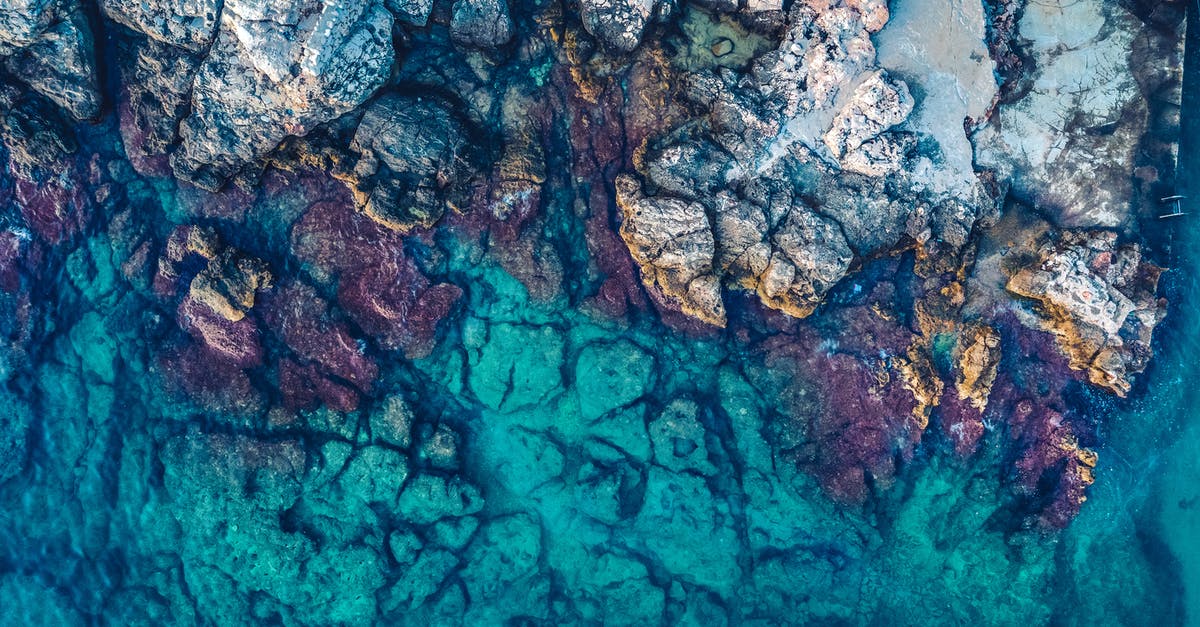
[1007,230,1165,396]
[621,0,999,326]
[173,0,395,187]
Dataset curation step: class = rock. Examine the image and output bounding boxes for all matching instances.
[264,282,380,409]
[0,392,32,482]
[1006,230,1165,397]
[418,423,460,470]
[616,175,724,327]
[387,0,434,26]
[450,0,514,48]
[579,0,660,52]
[954,324,1000,412]
[372,394,414,448]
[821,71,913,165]
[116,35,202,161]
[172,0,394,188]
[291,199,463,358]
[574,339,655,421]
[468,322,564,412]
[101,0,222,51]
[0,0,58,48]
[973,0,1159,227]
[344,94,481,232]
[649,398,717,475]
[620,0,998,324]
[396,473,484,525]
[2,0,100,120]
[1008,400,1098,529]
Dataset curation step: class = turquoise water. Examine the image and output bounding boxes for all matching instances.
[0,10,1198,627]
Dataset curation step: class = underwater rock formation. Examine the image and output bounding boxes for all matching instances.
[0,0,1190,623]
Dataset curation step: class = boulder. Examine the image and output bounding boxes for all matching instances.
[172,0,394,188]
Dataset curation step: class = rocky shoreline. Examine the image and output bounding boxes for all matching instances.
[0,0,1190,623]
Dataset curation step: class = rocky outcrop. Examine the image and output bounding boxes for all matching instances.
[620,0,998,326]
[101,0,221,51]
[172,0,395,188]
[579,0,667,52]
[973,0,1172,227]
[450,0,513,48]
[0,0,100,120]
[616,175,724,326]
[341,94,481,233]
[1006,230,1165,396]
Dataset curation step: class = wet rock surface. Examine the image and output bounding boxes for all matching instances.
[0,0,1189,624]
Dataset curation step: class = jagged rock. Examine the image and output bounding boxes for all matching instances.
[822,70,913,172]
[173,0,395,188]
[117,35,202,159]
[0,0,56,49]
[579,0,663,52]
[621,0,997,324]
[450,0,513,48]
[344,94,479,232]
[616,175,724,326]
[1006,230,1165,396]
[955,324,1000,412]
[1,0,100,120]
[387,0,434,26]
[101,0,222,51]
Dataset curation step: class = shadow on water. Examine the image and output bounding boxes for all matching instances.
[1138,0,1200,623]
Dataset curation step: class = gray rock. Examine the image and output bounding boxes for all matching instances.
[1,0,99,120]
[118,36,202,156]
[450,0,513,48]
[616,175,724,326]
[386,0,434,26]
[172,0,395,189]
[619,0,999,324]
[579,0,658,52]
[0,0,56,49]
[101,0,222,51]
[345,94,479,232]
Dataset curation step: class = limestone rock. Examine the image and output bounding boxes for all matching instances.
[173,0,395,189]
[345,94,479,232]
[101,0,222,51]
[450,0,513,48]
[1006,230,1165,396]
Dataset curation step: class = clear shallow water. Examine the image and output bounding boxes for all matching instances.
[0,10,1197,627]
